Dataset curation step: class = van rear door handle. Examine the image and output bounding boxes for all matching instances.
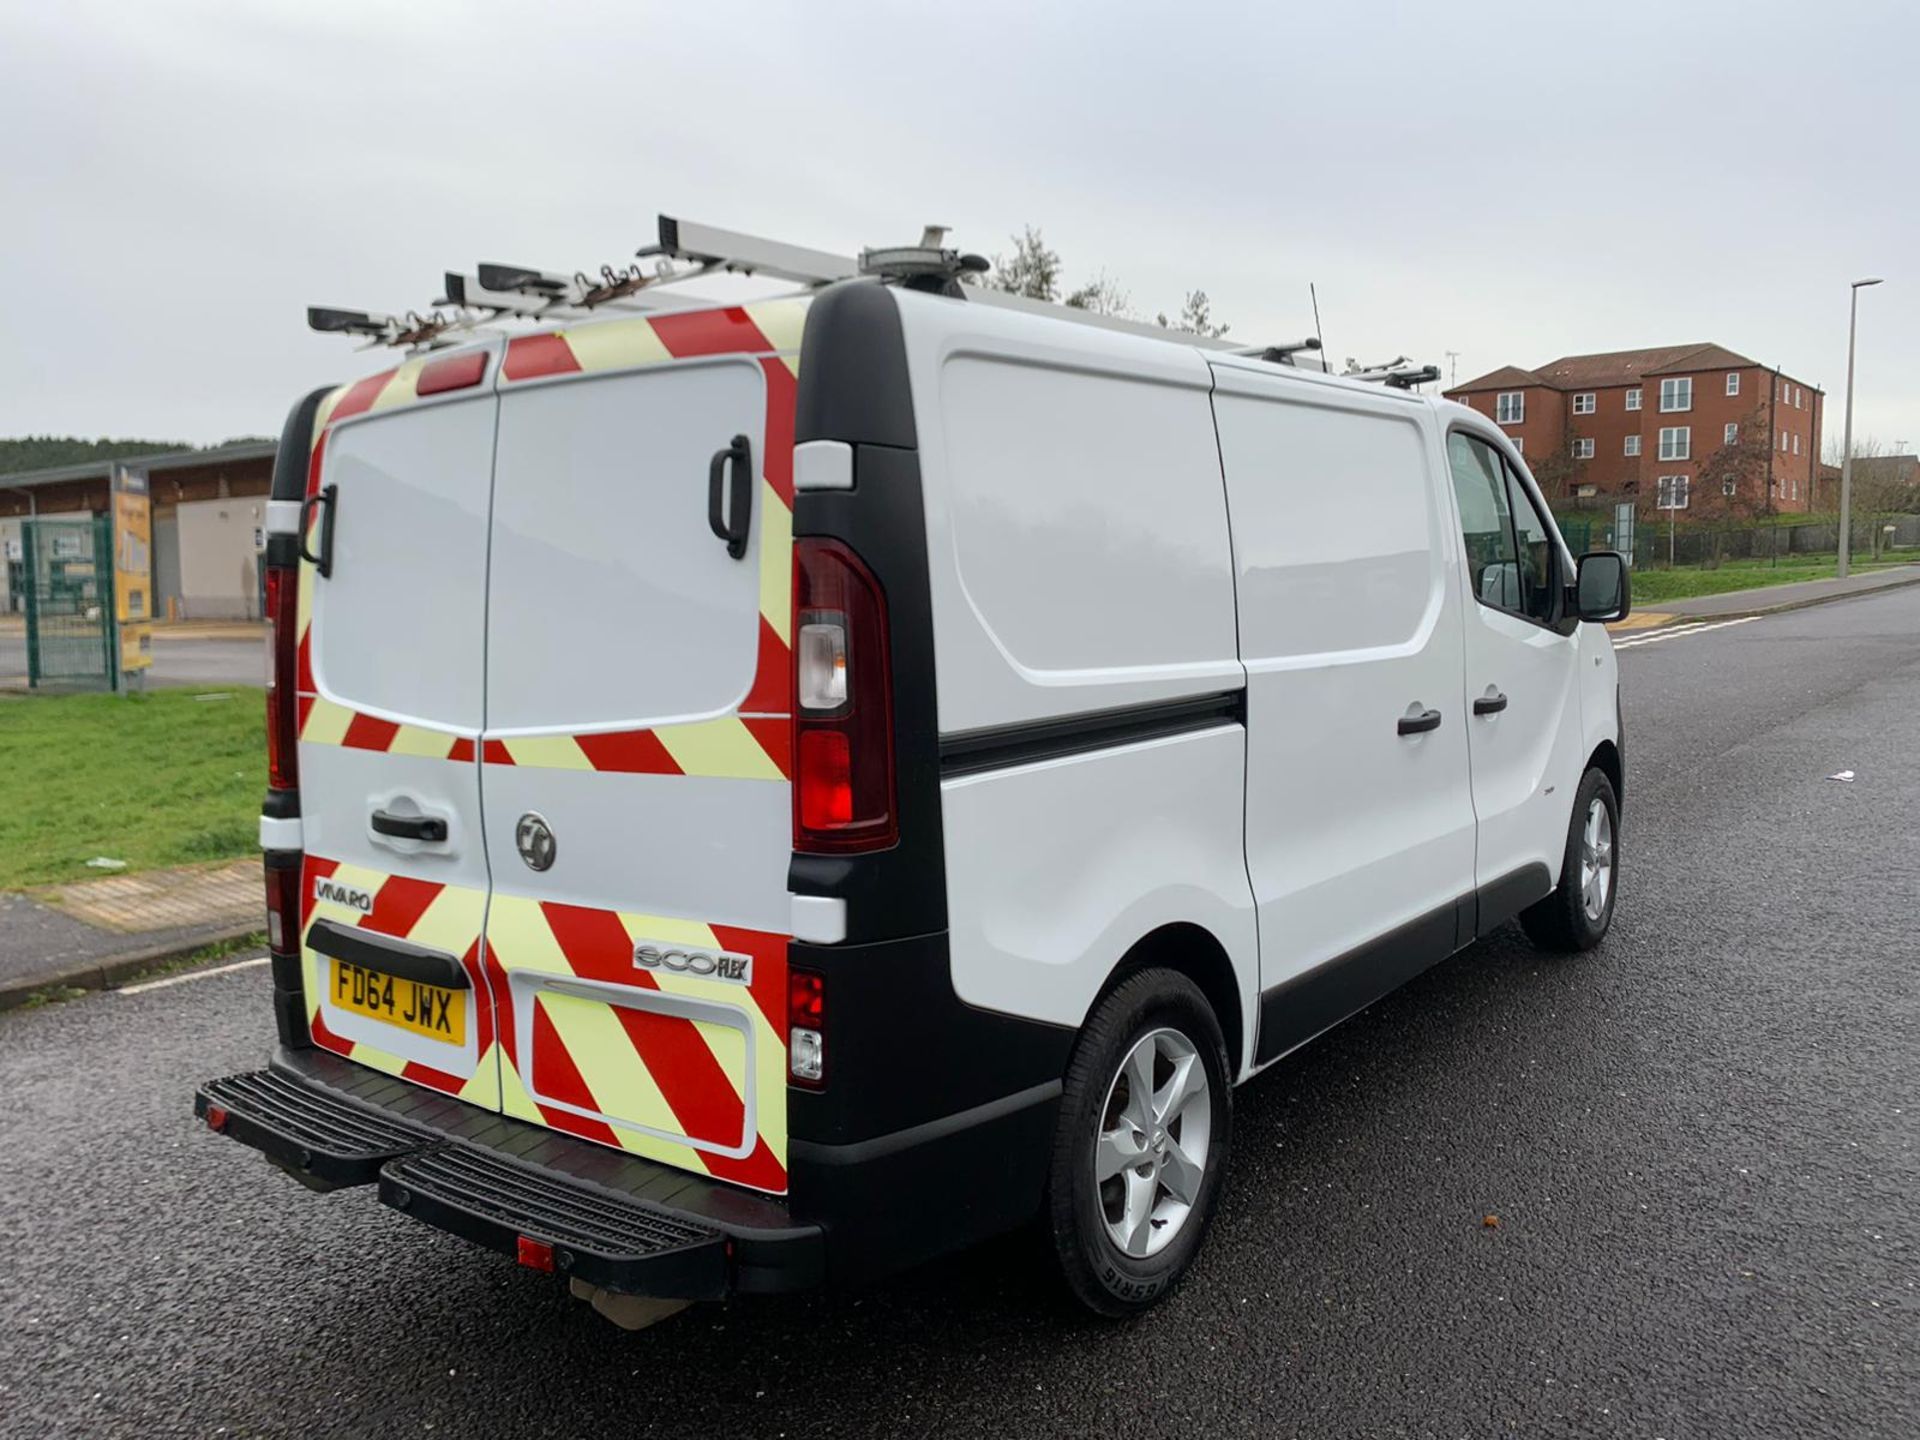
[371,810,447,843]
[1473,692,1509,716]
[707,434,753,560]
[1397,708,1443,736]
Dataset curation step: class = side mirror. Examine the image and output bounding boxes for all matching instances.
[1574,551,1630,623]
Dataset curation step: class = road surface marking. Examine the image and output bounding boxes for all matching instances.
[116,954,269,995]
[1614,615,1762,650]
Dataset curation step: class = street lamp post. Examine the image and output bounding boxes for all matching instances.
[1837,276,1884,579]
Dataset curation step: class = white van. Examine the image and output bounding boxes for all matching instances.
[198,228,1629,1319]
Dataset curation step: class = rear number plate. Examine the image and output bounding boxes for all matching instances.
[331,959,465,1045]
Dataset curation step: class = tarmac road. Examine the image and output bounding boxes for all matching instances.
[2,586,1916,1439]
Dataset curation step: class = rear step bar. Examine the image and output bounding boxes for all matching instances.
[197,1069,432,1188]
[381,1147,726,1299]
[195,1055,822,1296]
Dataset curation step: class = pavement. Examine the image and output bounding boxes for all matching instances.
[0,859,261,1008]
[1,583,1917,1437]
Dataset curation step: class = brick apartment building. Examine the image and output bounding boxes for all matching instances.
[1448,344,1824,515]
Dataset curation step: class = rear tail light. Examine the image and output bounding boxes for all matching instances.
[788,967,826,1087]
[792,538,896,853]
[264,564,299,791]
[204,1104,228,1133]
[264,852,301,952]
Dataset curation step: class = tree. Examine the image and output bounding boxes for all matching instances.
[1528,445,1581,506]
[1156,290,1229,339]
[1063,273,1131,317]
[984,226,1062,302]
[1692,410,1776,563]
[1828,435,1920,558]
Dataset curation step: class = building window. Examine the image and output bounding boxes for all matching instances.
[1624,435,1642,457]
[1573,392,1596,415]
[1726,372,1740,396]
[1725,422,1739,445]
[1659,426,1691,461]
[1779,431,1788,452]
[1496,391,1525,425]
[1572,438,1595,459]
[1657,475,1690,510]
[1513,435,1524,454]
[1723,476,1738,497]
[1793,433,1801,455]
[1660,377,1693,412]
[1625,388,1642,411]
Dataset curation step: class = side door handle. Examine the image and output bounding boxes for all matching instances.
[1397,708,1443,736]
[1473,692,1509,716]
[371,809,448,843]
[707,434,753,560]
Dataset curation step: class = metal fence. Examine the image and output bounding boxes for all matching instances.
[0,515,117,690]
[1553,511,1920,570]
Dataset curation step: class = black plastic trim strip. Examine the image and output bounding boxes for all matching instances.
[1254,863,1552,1067]
[1472,861,1554,939]
[306,919,468,989]
[940,690,1246,779]
[791,1078,1061,1168]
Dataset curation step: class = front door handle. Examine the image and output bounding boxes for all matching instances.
[1473,692,1509,716]
[371,809,447,843]
[1397,708,1443,736]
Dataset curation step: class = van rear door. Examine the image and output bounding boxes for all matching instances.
[296,345,503,1108]
[476,306,804,1194]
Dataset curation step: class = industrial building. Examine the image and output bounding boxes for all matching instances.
[1,441,275,619]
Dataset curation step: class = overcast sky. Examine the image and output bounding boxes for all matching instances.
[2,0,1913,453]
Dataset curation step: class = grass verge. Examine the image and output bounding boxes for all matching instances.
[0,687,263,890]
[1630,557,1909,605]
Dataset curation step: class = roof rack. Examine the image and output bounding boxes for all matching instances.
[1342,356,1443,390]
[307,216,1418,381]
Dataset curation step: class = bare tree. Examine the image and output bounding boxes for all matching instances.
[1063,273,1131,317]
[1693,409,1775,564]
[1826,435,1920,558]
[983,226,1061,302]
[1156,290,1230,338]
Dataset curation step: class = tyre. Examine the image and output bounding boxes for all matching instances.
[1045,968,1232,1317]
[1520,766,1619,953]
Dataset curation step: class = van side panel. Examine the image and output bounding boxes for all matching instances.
[1208,365,1478,1061]
[893,291,1257,1073]
[897,294,1244,732]
[941,729,1259,1070]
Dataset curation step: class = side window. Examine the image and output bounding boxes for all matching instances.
[1446,433,1522,613]
[1502,459,1558,624]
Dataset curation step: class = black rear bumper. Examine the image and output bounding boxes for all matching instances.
[197,1048,822,1297]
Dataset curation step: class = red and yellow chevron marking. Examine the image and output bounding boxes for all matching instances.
[477,300,804,782]
[300,855,498,1107]
[486,893,789,1193]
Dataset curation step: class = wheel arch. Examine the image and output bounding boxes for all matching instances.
[1587,738,1623,808]
[1095,923,1244,1081]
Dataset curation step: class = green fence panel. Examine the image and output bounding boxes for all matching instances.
[20,515,115,690]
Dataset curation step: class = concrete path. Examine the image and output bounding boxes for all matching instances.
[0,858,261,1008]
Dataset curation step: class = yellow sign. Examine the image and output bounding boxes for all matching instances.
[110,466,153,674]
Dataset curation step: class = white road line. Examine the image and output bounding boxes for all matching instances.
[1615,615,1763,650]
[116,954,269,995]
